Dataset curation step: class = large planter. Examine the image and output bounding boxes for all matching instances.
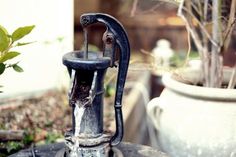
[147,68,236,157]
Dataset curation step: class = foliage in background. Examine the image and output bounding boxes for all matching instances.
[80,44,100,52]
[0,133,33,156]
[0,130,62,156]
[0,25,35,91]
[45,132,63,144]
[170,51,199,67]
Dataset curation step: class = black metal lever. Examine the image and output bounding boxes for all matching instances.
[80,13,130,146]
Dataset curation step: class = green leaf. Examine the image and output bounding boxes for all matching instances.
[23,133,34,145]
[0,51,20,63]
[12,25,35,42]
[16,41,34,46]
[6,141,23,153]
[56,36,64,42]
[0,63,5,75]
[0,25,10,51]
[13,64,23,72]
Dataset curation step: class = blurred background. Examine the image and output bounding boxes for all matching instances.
[0,0,236,156]
[75,0,188,53]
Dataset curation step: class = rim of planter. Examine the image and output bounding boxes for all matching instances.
[162,69,236,101]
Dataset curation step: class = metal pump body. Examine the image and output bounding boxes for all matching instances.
[62,13,130,157]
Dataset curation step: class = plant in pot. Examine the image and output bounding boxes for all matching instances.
[147,0,236,157]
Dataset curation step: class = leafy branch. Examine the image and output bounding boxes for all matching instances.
[0,25,35,75]
[0,25,35,92]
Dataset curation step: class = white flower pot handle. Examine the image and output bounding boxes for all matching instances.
[147,97,162,130]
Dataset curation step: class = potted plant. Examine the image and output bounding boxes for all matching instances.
[147,0,236,157]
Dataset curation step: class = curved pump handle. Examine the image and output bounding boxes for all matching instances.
[80,13,130,146]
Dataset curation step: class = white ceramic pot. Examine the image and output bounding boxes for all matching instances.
[147,69,236,157]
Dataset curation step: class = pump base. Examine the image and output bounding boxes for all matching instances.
[10,142,168,157]
[55,143,110,157]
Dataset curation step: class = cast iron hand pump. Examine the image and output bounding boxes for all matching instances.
[62,13,130,156]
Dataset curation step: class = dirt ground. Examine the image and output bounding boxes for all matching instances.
[0,89,115,156]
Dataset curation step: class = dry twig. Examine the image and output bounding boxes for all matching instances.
[222,0,236,51]
[177,1,203,53]
[228,62,236,89]
[131,0,139,17]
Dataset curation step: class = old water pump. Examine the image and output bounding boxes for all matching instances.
[61,13,130,156]
[10,13,167,157]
